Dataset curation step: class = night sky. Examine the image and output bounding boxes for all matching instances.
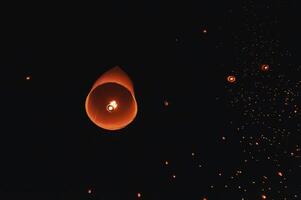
[1,1,301,199]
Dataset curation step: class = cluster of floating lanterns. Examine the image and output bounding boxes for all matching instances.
[84,64,271,131]
[227,64,270,84]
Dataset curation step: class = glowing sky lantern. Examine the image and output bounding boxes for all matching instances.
[227,75,236,83]
[85,66,138,131]
[261,64,270,72]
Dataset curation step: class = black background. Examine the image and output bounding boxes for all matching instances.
[1,1,301,199]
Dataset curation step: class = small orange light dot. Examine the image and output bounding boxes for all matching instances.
[262,194,267,199]
[227,75,236,83]
[261,64,270,72]
[87,189,92,194]
[164,100,169,106]
[137,192,142,198]
[26,76,31,80]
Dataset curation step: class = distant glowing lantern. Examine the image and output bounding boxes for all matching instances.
[261,64,270,72]
[164,100,169,107]
[227,75,236,83]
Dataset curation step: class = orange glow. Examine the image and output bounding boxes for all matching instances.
[262,194,267,199]
[106,100,118,112]
[85,66,138,131]
[227,75,236,83]
[261,64,270,72]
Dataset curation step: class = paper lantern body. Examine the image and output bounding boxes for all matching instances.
[85,67,138,130]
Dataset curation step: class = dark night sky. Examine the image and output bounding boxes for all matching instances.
[1,1,301,199]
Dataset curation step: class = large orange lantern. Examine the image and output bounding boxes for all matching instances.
[85,66,138,131]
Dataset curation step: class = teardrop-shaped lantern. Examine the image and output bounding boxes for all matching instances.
[85,66,138,131]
